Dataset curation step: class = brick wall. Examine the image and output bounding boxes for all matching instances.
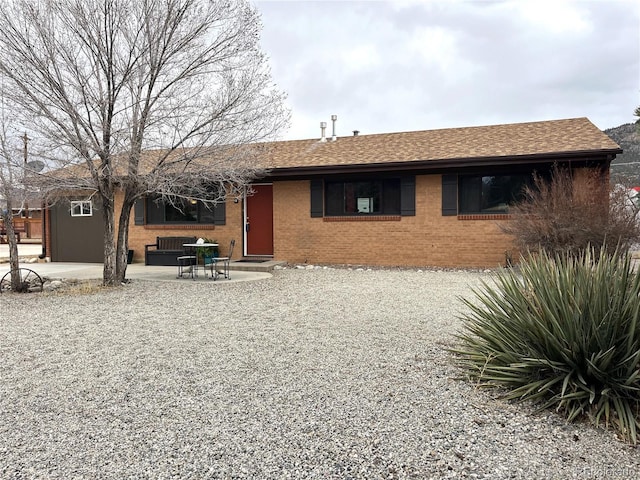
[47,168,604,268]
[273,175,515,268]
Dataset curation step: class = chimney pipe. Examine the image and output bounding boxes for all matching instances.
[331,114,337,141]
[320,121,327,142]
[353,130,360,136]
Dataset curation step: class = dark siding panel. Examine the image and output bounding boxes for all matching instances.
[442,174,458,216]
[310,180,323,217]
[213,201,226,225]
[400,176,415,216]
[134,198,145,225]
[50,199,104,262]
[49,204,60,262]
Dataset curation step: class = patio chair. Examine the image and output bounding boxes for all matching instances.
[205,239,235,280]
[176,244,197,279]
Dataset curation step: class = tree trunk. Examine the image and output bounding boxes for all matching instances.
[1,209,21,291]
[115,192,135,284]
[101,193,117,286]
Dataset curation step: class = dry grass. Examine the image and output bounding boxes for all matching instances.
[43,279,108,296]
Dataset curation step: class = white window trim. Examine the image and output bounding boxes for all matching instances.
[70,200,93,217]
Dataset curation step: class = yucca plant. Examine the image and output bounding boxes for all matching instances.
[455,248,640,444]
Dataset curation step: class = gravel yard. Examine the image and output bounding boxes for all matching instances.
[0,267,638,479]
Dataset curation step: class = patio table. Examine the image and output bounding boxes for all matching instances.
[183,243,218,279]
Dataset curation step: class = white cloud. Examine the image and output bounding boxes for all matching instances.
[408,26,457,72]
[255,0,640,140]
[339,44,382,71]
[509,0,592,35]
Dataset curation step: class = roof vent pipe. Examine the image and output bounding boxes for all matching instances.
[320,121,327,142]
[331,114,337,141]
[353,130,359,136]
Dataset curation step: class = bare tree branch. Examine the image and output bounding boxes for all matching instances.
[501,166,640,258]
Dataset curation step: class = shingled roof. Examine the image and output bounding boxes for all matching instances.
[261,117,621,175]
[48,117,621,181]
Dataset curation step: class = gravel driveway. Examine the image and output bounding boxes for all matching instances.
[1,268,638,479]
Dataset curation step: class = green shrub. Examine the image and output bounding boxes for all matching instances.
[455,248,640,444]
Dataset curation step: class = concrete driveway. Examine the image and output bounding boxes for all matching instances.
[0,242,43,259]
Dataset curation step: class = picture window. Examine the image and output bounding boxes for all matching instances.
[458,174,531,214]
[145,194,221,225]
[325,179,400,216]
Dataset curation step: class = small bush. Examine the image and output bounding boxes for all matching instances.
[502,167,640,257]
[455,248,640,443]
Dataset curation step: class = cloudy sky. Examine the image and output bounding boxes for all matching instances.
[253,0,640,141]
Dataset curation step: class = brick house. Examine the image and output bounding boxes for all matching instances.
[46,117,622,268]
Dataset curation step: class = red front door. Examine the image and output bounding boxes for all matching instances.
[245,184,274,256]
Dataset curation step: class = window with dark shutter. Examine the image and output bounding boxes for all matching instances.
[311,176,415,217]
[400,176,415,216]
[324,178,404,216]
[310,180,323,217]
[442,174,458,216]
[134,198,145,225]
[143,194,225,225]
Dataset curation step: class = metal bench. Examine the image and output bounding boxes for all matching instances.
[144,236,197,266]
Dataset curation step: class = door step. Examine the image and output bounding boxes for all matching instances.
[228,258,286,272]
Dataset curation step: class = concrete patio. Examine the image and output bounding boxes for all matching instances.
[0,242,277,283]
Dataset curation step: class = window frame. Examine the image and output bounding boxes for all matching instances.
[457,173,534,215]
[323,177,402,217]
[70,200,93,217]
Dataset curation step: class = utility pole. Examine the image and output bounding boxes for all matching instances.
[21,132,29,235]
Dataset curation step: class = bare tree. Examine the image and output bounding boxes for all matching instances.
[0,0,288,286]
[0,110,32,291]
[502,166,640,258]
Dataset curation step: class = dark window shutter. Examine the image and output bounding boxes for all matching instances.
[134,198,145,225]
[400,176,415,216]
[310,180,323,217]
[213,201,226,225]
[442,174,458,216]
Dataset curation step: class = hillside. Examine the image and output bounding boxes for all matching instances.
[606,122,640,183]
